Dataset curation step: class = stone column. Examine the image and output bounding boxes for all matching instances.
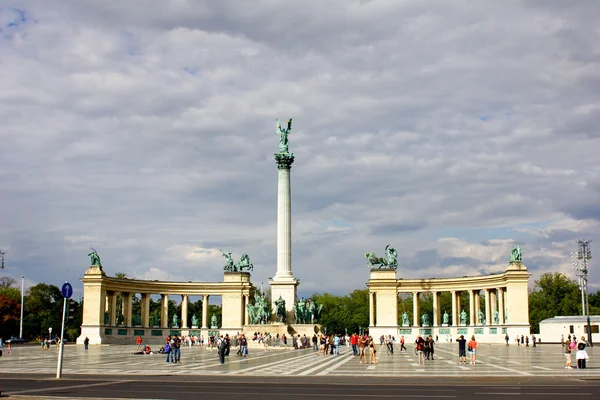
[141,293,150,328]
[244,295,249,326]
[490,289,498,324]
[161,294,169,329]
[270,152,299,322]
[469,290,475,326]
[498,288,505,324]
[123,292,132,327]
[202,295,209,329]
[432,292,440,326]
[369,292,375,326]
[107,291,117,326]
[451,291,458,326]
[485,289,491,326]
[181,294,188,329]
[474,291,480,325]
[413,292,420,326]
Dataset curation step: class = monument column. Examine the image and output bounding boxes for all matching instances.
[181,295,189,329]
[141,293,150,328]
[469,290,475,326]
[485,289,491,326]
[244,295,249,326]
[161,294,169,329]
[413,292,420,326]
[451,291,458,326]
[490,289,498,324]
[498,288,505,324]
[202,295,209,329]
[107,291,117,326]
[269,119,299,323]
[432,291,440,326]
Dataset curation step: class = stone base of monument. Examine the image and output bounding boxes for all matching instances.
[240,323,322,348]
[369,324,531,344]
[442,324,449,327]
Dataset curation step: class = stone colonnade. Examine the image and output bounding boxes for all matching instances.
[77,266,253,344]
[367,262,530,343]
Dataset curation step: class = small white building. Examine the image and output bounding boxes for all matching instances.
[539,316,600,343]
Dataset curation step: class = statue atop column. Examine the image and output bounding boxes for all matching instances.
[509,246,523,263]
[88,248,102,269]
[221,250,254,272]
[276,118,292,154]
[365,245,398,270]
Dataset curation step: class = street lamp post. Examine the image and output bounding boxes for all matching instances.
[572,240,593,346]
[19,275,24,338]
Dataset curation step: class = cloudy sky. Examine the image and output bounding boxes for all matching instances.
[1,1,599,301]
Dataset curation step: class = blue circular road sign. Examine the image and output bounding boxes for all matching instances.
[61,282,73,299]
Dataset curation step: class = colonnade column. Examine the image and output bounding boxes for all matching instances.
[369,292,375,326]
[469,290,475,326]
[498,288,505,324]
[244,295,249,326]
[490,290,498,324]
[451,291,458,326]
[474,291,480,325]
[413,292,419,326]
[123,292,132,327]
[161,294,169,329]
[141,293,150,328]
[485,289,491,326]
[181,295,188,329]
[432,291,440,326]
[107,291,116,326]
[202,295,209,329]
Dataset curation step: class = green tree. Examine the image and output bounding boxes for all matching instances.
[23,283,62,339]
[529,273,581,333]
[0,277,17,289]
[311,289,368,334]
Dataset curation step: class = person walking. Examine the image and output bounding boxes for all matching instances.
[239,334,248,357]
[173,335,181,363]
[429,335,435,360]
[217,335,227,364]
[358,335,367,364]
[136,336,143,350]
[415,335,425,366]
[468,335,478,365]
[456,335,467,364]
[400,335,407,351]
[368,336,377,364]
[333,334,340,355]
[164,338,173,364]
[84,337,89,350]
[576,336,589,369]
[351,333,358,356]
[312,334,318,352]
[505,334,509,346]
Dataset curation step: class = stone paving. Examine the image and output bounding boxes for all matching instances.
[0,342,598,377]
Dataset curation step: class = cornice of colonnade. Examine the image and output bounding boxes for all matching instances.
[367,263,531,292]
[81,267,254,295]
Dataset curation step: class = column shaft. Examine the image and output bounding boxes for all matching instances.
[141,293,150,328]
[161,294,169,329]
[469,290,475,326]
[123,292,132,327]
[498,288,505,324]
[485,289,491,326]
[433,292,440,326]
[107,291,116,326]
[244,295,249,326]
[451,291,458,326]
[413,292,419,326]
[474,291,480,325]
[490,290,498,324]
[276,168,292,277]
[202,295,209,329]
[181,295,188,329]
[369,292,375,326]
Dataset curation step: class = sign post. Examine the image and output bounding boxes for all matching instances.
[57,281,72,379]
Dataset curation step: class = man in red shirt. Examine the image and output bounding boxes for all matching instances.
[351,333,359,356]
[136,336,143,350]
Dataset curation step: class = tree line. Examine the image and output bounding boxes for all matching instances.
[1,272,597,340]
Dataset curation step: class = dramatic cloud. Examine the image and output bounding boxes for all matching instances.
[1,1,599,299]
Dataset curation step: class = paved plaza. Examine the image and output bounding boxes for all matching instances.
[0,342,598,378]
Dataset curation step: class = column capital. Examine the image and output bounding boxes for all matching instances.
[275,152,295,169]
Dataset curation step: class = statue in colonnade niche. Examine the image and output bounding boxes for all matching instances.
[211,314,218,328]
[152,314,159,327]
[401,312,410,326]
[133,314,141,326]
[478,310,485,325]
[460,309,467,325]
[104,312,109,325]
[172,314,179,328]
[493,310,500,324]
[117,312,124,325]
[442,311,449,325]
[191,314,199,327]
[421,313,430,326]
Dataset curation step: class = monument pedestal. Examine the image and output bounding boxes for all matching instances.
[269,276,299,324]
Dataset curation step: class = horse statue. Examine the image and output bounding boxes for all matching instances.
[246,295,269,324]
[509,246,523,263]
[294,298,310,324]
[365,245,398,269]
[220,250,236,272]
[307,299,323,323]
[236,254,254,272]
